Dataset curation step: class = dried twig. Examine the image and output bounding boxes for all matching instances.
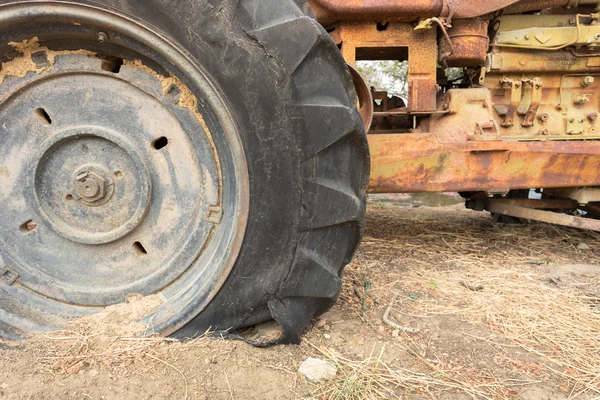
[382,294,420,333]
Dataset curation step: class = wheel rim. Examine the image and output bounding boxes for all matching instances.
[0,2,249,338]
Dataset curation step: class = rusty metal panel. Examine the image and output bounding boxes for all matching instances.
[309,0,596,24]
[308,0,523,23]
[368,134,600,193]
[336,22,438,112]
[441,18,489,67]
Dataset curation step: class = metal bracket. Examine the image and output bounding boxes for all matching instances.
[475,120,499,137]
[522,78,543,127]
[0,267,18,286]
[567,116,586,135]
[206,206,223,224]
[544,187,600,205]
[501,78,523,127]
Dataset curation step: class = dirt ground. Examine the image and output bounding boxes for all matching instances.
[2,196,600,400]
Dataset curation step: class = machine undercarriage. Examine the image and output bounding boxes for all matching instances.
[313,0,600,231]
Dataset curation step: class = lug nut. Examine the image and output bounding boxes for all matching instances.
[582,76,595,87]
[73,170,108,203]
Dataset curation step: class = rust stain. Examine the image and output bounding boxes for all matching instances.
[441,18,489,67]
[308,0,579,24]
[336,22,438,112]
[124,60,224,201]
[368,134,600,193]
[0,37,95,84]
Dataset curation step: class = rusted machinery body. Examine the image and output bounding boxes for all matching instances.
[309,0,600,225]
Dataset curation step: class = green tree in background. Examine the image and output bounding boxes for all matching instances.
[356,61,464,103]
[356,60,408,100]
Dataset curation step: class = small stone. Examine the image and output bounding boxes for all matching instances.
[377,325,385,333]
[252,320,282,340]
[299,357,337,381]
[323,333,332,340]
[577,243,590,250]
[392,330,399,338]
[324,325,331,332]
[316,318,327,328]
[204,358,211,365]
[373,319,383,326]
[88,369,99,377]
[1,383,8,390]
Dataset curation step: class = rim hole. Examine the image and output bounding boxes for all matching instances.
[165,84,182,102]
[31,50,50,67]
[19,220,37,233]
[65,194,74,201]
[377,22,389,31]
[133,242,148,256]
[101,57,124,73]
[36,108,52,125]
[114,171,123,178]
[152,137,169,150]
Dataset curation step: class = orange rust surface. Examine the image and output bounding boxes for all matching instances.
[336,22,437,112]
[308,0,586,24]
[368,134,600,193]
[323,5,600,196]
[308,0,527,23]
[441,18,489,67]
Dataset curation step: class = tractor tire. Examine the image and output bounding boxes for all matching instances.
[0,0,369,345]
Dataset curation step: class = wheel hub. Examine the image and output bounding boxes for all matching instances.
[32,128,152,245]
[0,3,248,340]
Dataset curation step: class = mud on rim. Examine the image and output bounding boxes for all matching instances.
[0,2,249,340]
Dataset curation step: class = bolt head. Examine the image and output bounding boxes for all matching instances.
[74,171,107,202]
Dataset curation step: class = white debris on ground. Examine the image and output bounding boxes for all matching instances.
[299,357,338,381]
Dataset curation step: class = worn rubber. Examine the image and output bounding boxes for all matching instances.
[173,0,370,345]
[2,0,368,345]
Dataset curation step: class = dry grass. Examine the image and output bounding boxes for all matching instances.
[392,265,600,398]
[314,204,600,399]
[7,203,600,400]
[28,321,213,400]
[33,325,176,374]
[310,341,539,400]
